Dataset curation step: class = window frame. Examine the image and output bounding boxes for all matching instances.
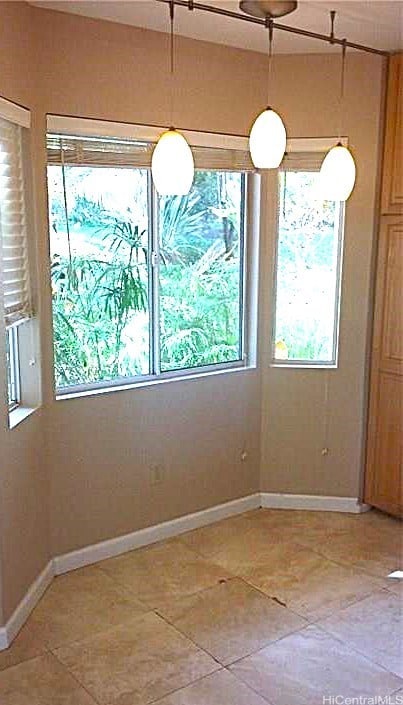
[0,98,39,425]
[6,326,21,411]
[46,119,253,398]
[270,163,346,369]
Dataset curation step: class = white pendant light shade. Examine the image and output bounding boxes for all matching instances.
[249,107,287,169]
[151,129,194,196]
[318,144,356,201]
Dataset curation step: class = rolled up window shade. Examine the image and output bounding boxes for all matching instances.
[47,134,256,173]
[0,118,33,327]
[280,151,326,172]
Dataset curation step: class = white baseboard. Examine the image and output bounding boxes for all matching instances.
[54,492,262,575]
[0,490,370,651]
[261,492,370,513]
[0,560,54,650]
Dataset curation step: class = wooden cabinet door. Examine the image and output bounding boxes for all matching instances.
[382,54,403,216]
[365,217,403,517]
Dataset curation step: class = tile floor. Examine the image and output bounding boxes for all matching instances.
[0,507,402,704]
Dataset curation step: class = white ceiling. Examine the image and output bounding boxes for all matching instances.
[30,1,402,54]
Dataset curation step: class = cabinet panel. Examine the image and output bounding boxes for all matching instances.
[366,372,402,517]
[381,221,403,372]
[382,54,403,216]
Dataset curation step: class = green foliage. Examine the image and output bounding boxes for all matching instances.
[69,195,106,227]
[160,241,241,370]
[274,171,340,362]
[51,229,148,386]
[50,167,244,388]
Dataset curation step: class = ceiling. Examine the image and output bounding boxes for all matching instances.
[30,1,402,54]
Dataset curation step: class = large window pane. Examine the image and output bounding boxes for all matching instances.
[48,166,150,388]
[159,171,244,372]
[273,171,343,364]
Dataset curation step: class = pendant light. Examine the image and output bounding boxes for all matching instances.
[319,40,356,201]
[151,1,194,195]
[249,19,286,169]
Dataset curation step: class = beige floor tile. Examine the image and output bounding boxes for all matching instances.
[201,526,288,575]
[154,669,270,704]
[0,652,97,704]
[98,539,230,607]
[178,511,269,558]
[240,542,386,620]
[54,611,219,705]
[354,510,402,536]
[258,508,358,532]
[386,578,403,597]
[0,622,47,672]
[311,531,402,578]
[230,625,403,705]
[319,590,403,678]
[27,565,146,649]
[157,577,307,665]
[260,508,402,550]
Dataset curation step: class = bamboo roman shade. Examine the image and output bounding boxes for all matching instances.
[0,117,33,327]
[47,134,256,172]
[280,151,326,172]
[47,134,329,175]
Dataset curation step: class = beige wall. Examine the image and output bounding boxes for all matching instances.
[0,2,50,622]
[0,3,384,623]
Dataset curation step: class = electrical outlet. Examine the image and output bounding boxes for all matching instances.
[150,464,164,485]
[240,449,248,462]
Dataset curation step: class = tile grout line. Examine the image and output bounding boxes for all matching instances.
[224,662,277,704]
[47,650,103,705]
[314,622,403,684]
[147,668,227,704]
[153,578,313,671]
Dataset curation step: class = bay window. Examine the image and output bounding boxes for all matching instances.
[47,128,252,395]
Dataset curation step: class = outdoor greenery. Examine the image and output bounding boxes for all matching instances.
[274,171,341,362]
[48,164,341,389]
[48,166,243,388]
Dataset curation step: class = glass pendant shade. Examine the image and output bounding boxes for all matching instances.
[319,144,356,201]
[151,129,194,196]
[249,107,287,169]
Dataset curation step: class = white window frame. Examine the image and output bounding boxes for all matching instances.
[6,326,20,411]
[0,98,39,425]
[270,138,347,369]
[47,116,257,399]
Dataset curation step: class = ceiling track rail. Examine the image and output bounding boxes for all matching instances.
[155,0,389,57]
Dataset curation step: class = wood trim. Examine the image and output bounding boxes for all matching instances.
[365,217,403,518]
[381,54,403,215]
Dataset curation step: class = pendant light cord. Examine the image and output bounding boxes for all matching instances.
[266,18,274,108]
[337,39,347,144]
[169,0,175,129]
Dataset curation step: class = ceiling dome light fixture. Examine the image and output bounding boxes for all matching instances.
[249,18,287,169]
[319,39,356,201]
[151,0,194,196]
[239,1,297,20]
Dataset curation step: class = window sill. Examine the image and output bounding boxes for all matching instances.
[9,405,38,430]
[55,363,256,402]
[270,362,338,370]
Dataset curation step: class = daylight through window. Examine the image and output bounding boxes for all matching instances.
[273,169,344,366]
[47,134,249,393]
